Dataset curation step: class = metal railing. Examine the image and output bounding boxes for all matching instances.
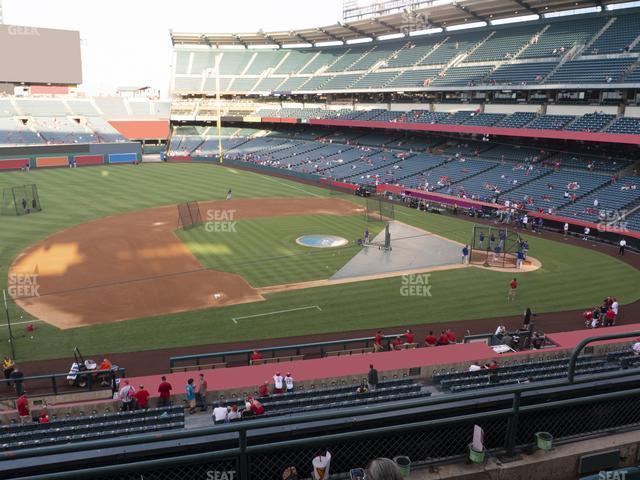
[7,358,640,480]
[0,367,126,401]
[168,332,407,370]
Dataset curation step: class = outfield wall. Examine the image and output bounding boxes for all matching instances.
[0,142,142,170]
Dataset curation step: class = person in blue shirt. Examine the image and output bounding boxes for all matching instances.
[516,249,524,269]
[462,245,470,264]
[479,232,485,249]
[185,378,196,414]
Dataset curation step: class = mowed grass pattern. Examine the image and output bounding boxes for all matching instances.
[178,215,384,287]
[0,163,637,362]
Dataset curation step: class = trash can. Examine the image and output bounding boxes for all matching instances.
[535,432,553,451]
[468,444,486,463]
[393,456,411,477]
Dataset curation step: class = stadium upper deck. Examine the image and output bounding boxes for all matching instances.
[170,4,640,96]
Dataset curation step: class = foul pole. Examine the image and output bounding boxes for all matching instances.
[2,290,15,359]
[215,53,223,164]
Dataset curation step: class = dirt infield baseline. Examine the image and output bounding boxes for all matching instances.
[9,198,363,329]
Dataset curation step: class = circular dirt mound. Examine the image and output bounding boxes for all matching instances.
[296,235,349,248]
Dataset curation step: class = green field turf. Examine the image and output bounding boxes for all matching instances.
[0,163,638,363]
[177,215,384,287]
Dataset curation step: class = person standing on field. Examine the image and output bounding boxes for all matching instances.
[508,278,518,301]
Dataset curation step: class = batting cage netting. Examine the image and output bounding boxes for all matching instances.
[365,196,395,223]
[1,184,42,216]
[470,224,522,268]
[177,201,203,230]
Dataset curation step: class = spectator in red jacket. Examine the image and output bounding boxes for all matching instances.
[405,329,415,345]
[38,410,49,423]
[249,398,264,415]
[391,337,403,350]
[250,350,263,364]
[374,330,384,352]
[157,376,172,408]
[425,331,437,347]
[446,329,457,343]
[258,381,269,398]
[16,394,29,423]
[437,331,450,346]
[605,308,616,327]
[135,384,150,409]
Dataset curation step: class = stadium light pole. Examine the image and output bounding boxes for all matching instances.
[214,53,223,164]
[2,290,16,359]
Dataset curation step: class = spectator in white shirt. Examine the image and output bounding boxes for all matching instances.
[632,340,640,356]
[212,401,228,424]
[495,325,506,337]
[619,239,627,256]
[284,373,294,394]
[583,226,590,240]
[563,223,569,237]
[273,372,284,394]
[611,298,619,317]
[227,405,241,421]
[469,361,482,372]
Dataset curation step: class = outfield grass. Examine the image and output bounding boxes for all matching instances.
[178,214,384,287]
[0,163,638,363]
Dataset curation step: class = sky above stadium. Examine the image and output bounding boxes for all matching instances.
[3,0,343,97]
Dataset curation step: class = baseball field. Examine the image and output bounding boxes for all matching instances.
[1,163,639,363]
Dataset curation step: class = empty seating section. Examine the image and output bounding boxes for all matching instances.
[0,406,184,451]
[277,76,313,91]
[386,40,438,68]
[449,164,549,202]
[298,52,336,74]
[386,68,439,88]
[421,32,487,65]
[66,100,100,116]
[174,77,203,92]
[437,110,476,125]
[434,357,616,393]
[566,113,616,132]
[488,61,557,84]
[128,101,151,117]
[16,99,68,117]
[174,50,191,74]
[190,51,214,75]
[0,118,42,146]
[495,111,537,128]
[410,158,496,191]
[322,74,364,90]
[220,379,429,418]
[31,117,90,144]
[559,176,640,222]
[520,17,608,58]
[351,71,399,89]
[606,116,640,134]
[326,46,371,72]
[326,150,399,179]
[228,77,259,92]
[504,170,610,211]
[0,99,17,117]
[526,114,575,130]
[84,117,127,142]
[589,14,640,54]
[350,44,395,71]
[94,98,129,117]
[219,51,253,75]
[625,66,640,82]
[466,24,542,62]
[347,153,446,185]
[431,65,493,86]
[253,77,285,91]
[546,57,634,84]
[463,113,506,126]
[244,50,285,75]
[406,110,449,124]
[301,75,333,90]
[274,51,315,74]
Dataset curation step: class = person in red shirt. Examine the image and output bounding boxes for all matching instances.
[425,331,437,347]
[250,350,263,364]
[38,410,49,423]
[16,394,29,423]
[437,331,449,346]
[135,384,150,409]
[249,398,264,415]
[391,337,403,350]
[258,381,269,398]
[508,278,517,301]
[157,376,172,408]
[373,330,384,352]
[583,309,593,327]
[446,329,457,344]
[605,308,616,327]
[404,329,415,345]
